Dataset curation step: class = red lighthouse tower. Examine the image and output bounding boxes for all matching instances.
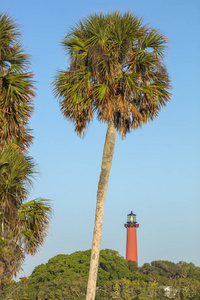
[124,211,139,265]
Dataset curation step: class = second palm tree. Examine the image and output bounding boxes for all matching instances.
[53,11,171,300]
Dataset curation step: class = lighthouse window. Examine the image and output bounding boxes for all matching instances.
[128,214,136,223]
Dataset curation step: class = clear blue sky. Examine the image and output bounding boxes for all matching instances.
[1,0,200,277]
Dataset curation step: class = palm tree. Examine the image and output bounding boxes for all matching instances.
[0,145,52,287]
[0,199,52,288]
[0,13,34,151]
[53,12,171,299]
[0,13,52,287]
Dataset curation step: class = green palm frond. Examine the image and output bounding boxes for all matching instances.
[0,144,36,213]
[0,13,35,151]
[140,29,168,57]
[0,13,19,49]
[0,199,52,284]
[93,84,110,102]
[17,199,52,255]
[0,146,52,283]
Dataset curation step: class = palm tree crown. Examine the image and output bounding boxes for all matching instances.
[53,12,171,137]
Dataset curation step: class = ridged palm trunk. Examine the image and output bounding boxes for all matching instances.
[86,122,116,300]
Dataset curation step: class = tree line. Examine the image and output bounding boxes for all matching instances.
[1,249,200,299]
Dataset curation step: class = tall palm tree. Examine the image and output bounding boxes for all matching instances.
[0,13,34,152]
[53,12,171,299]
[0,13,52,287]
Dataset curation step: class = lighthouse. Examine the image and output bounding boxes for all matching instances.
[124,211,139,265]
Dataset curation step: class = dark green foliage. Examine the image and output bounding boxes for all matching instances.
[128,260,138,273]
[27,249,133,299]
[2,249,200,299]
[139,260,200,283]
[98,249,134,284]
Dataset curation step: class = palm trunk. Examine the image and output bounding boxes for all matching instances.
[86,122,116,300]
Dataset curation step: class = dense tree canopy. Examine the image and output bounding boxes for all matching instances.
[1,249,200,299]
